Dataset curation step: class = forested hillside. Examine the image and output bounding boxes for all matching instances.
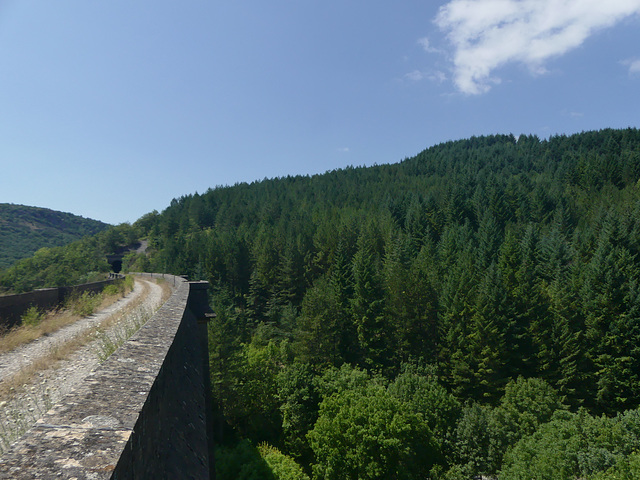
[133,128,640,479]
[4,128,640,478]
[0,222,139,294]
[0,204,108,268]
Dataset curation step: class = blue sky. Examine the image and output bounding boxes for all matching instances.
[1,0,639,225]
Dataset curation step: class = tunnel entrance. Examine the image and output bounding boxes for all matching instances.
[106,254,124,274]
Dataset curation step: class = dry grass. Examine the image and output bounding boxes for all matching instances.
[0,277,168,401]
[157,278,173,302]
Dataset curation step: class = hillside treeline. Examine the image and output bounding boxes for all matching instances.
[5,128,640,478]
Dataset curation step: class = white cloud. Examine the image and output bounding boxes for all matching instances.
[435,0,640,94]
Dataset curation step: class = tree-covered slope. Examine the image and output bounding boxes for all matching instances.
[5,128,640,478]
[127,128,640,478]
[133,128,640,412]
[0,204,109,268]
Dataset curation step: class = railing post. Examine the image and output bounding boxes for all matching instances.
[188,281,216,480]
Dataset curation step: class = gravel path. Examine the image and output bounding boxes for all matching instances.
[0,277,165,453]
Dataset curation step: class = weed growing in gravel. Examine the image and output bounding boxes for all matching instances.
[95,305,152,362]
[0,382,53,454]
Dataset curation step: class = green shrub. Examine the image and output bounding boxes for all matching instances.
[215,440,309,480]
[102,276,133,297]
[69,291,102,317]
[21,306,44,327]
[102,284,120,296]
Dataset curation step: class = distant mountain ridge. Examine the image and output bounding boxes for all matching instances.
[0,203,109,268]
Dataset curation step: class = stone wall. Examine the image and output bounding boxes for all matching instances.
[0,278,121,329]
[0,275,213,479]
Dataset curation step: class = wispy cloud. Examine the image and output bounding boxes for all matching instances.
[623,57,640,74]
[418,37,440,54]
[405,70,426,82]
[435,0,640,94]
[561,109,584,118]
[404,69,447,83]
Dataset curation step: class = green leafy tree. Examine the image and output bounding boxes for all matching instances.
[449,402,495,477]
[500,408,640,480]
[258,443,311,480]
[591,451,640,480]
[214,339,285,444]
[277,362,319,463]
[489,377,564,471]
[387,363,460,462]
[308,382,437,480]
[215,439,276,480]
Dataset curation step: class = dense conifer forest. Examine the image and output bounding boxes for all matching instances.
[3,128,640,478]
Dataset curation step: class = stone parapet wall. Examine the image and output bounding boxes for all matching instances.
[0,278,121,329]
[0,275,212,479]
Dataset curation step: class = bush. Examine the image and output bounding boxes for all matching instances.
[68,291,102,317]
[21,306,44,327]
[388,363,461,452]
[123,274,134,291]
[102,284,120,296]
[102,276,134,297]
